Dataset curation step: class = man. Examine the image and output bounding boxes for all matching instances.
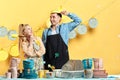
[42,10,82,69]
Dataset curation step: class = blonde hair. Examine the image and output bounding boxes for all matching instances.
[19,24,29,52]
[18,24,30,68]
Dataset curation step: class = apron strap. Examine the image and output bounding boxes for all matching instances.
[47,28,50,36]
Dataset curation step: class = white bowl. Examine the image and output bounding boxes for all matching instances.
[53,69,62,78]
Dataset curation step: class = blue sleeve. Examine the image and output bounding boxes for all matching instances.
[42,30,47,46]
[66,13,82,32]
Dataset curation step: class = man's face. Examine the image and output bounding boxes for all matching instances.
[50,13,61,26]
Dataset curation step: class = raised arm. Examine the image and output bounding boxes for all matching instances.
[61,10,82,31]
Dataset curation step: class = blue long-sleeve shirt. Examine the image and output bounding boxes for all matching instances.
[42,13,82,46]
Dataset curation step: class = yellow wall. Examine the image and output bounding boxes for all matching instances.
[0,0,120,75]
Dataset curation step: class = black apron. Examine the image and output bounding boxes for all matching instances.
[44,27,69,69]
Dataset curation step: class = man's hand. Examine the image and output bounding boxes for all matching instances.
[60,10,69,16]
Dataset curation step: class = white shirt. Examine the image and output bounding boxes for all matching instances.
[51,30,57,35]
